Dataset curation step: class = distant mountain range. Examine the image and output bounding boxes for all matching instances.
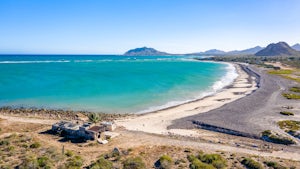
[188,46,264,56]
[124,42,300,56]
[255,42,300,56]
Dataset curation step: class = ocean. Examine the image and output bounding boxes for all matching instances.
[0,55,237,114]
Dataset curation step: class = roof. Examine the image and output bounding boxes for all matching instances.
[87,126,103,132]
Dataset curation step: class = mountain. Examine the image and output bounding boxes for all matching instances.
[202,49,226,55]
[228,46,263,55]
[255,42,300,56]
[292,43,300,51]
[124,47,170,56]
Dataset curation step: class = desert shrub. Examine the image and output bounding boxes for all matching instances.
[279,111,294,116]
[65,155,83,169]
[290,87,300,93]
[65,150,74,157]
[18,156,38,169]
[123,157,146,169]
[264,161,287,169]
[30,142,41,149]
[159,155,173,169]
[37,156,52,168]
[268,135,295,145]
[278,120,300,131]
[0,140,10,146]
[261,130,272,136]
[189,157,215,169]
[241,158,263,169]
[89,157,113,169]
[282,93,300,99]
[175,159,186,165]
[7,146,15,152]
[198,153,227,169]
[268,70,293,75]
[261,130,295,145]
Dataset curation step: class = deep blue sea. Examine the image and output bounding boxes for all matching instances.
[0,55,237,113]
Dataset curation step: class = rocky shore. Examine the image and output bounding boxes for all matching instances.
[0,107,131,121]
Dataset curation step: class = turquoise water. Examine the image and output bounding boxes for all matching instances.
[0,55,236,113]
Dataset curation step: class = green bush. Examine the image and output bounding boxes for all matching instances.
[159,155,173,169]
[268,135,295,145]
[264,161,287,169]
[261,130,272,136]
[278,120,300,131]
[65,155,83,169]
[241,158,263,169]
[37,156,52,168]
[279,111,294,116]
[19,156,38,169]
[30,142,41,149]
[89,157,113,169]
[189,158,215,169]
[289,87,300,93]
[7,146,15,152]
[65,150,74,157]
[268,70,293,75]
[123,157,146,169]
[0,140,10,146]
[282,93,300,99]
[262,130,296,145]
[198,153,227,169]
[88,113,101,123]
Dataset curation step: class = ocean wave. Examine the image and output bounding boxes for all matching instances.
[136,91,214,114]
[212,63,238,92]
[0,57,196,64]
[137,63,238,114]
[0,60,71,64]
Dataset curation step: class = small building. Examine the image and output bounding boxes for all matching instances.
[101,121,116,131]
[51,120,116,141]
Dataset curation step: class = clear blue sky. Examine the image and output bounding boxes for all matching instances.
[0,0,299,54]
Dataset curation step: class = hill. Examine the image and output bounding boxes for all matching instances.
[255,42,300,56]
[292,43,300,51]
[228,46,263,55]
[189,46,264,56]
[123,47,170,56]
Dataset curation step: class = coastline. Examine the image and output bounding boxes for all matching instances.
[116,62,258,136]
[136,61,238,115]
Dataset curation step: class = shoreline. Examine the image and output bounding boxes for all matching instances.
[138,61,240,116]
[116,62,258,136]
[136,61,239,115]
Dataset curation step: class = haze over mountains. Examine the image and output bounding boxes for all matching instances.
[124,42,300,57]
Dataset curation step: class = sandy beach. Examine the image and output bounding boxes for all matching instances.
[116,63,258,136]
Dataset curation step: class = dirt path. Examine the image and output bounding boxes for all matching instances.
[0,115,58,125]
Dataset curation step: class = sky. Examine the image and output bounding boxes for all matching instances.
[0,0,299,54]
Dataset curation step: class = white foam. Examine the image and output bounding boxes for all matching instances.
[137,63,238,114]
[212,63,238,92]
[0,60,71,64]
